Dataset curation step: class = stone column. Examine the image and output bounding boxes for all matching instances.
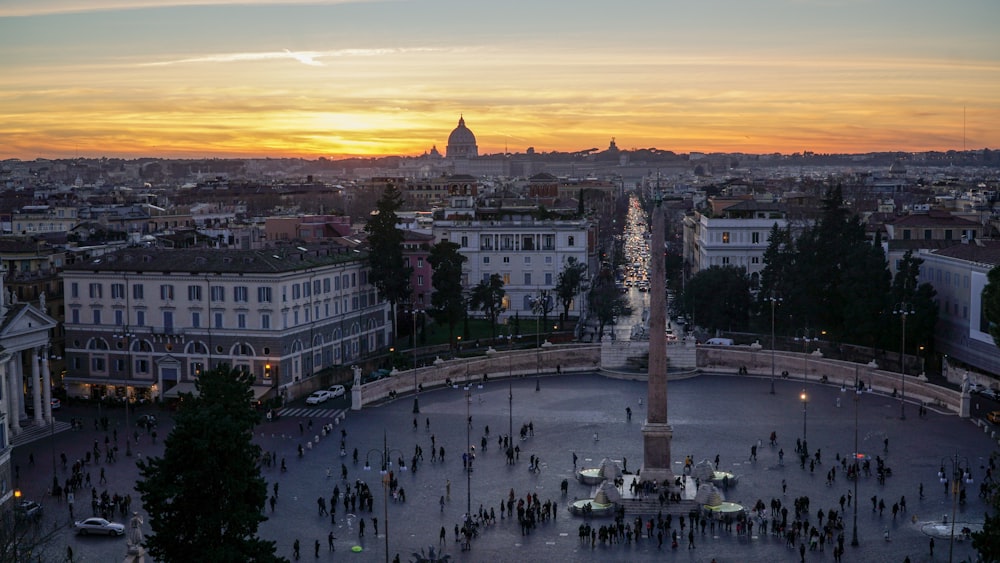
[7,354,20,436]
[641,199,675,484]
[31,348,43,425]
[42,347,52,424]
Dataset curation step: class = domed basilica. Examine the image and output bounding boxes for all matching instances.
[446,116,478,159]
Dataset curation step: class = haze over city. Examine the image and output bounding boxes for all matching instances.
[2,0,998,160]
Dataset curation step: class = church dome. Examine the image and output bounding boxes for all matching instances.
[446,116,478,159]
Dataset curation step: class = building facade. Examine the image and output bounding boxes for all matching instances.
[61,244,391,402]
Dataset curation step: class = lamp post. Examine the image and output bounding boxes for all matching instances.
[851,365,861,547]
[364,430,407,563]
[412,308,422,414]
[113,329,135,457]
[938,454,973,562]
[800,389,808,447]
[768,295,781,394]
[894,303,914,420]
[465,387,473,518]
[800,329,813,382]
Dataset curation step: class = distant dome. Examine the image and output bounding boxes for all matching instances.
[446,116,478,159]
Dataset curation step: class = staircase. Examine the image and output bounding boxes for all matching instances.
[622,496,698,516]
[12,420,71,447]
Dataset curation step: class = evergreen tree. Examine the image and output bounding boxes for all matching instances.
[427,241,467,348]
[973,452,1000,561]
[682,266,752,332]
[364,184,413,339]
[469,274,506,341]
[136,366,284,563]
[889,250,938,355]
[555,257,588,328]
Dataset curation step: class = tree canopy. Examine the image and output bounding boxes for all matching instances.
[984,264,1000,348]
[364,184,412,337]
[681,266,752,333]
[555,257,588,328]
[469,274,506,341]
[428,240,468,346]
[588,267,632,340]
[136,366,284,563]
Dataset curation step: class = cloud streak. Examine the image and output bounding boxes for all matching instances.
[0,0,376,18]
[138,47,446,67]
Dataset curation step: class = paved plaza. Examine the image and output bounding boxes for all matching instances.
[12,371,997,562]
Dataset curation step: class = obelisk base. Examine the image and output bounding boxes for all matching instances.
[123,547,147,563]
[640,422,675,484]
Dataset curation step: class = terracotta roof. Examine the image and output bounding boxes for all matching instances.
[931,240,1000,266]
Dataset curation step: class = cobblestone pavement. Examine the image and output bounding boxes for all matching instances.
[12,372,996,563]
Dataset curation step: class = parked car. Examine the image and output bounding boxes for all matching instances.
[305,390,333,405]
[25,398,62,414]
[136,414,157,430]
[74,517,125,536]
[987,411,1000,424]
[50,398,61,410]
[327,385,346,399]
[15,500,43,522]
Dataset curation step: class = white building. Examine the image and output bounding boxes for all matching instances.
[432,207,594,321]
[61,244,391,401]
[683,199,789,286]
[917,241,1000,379]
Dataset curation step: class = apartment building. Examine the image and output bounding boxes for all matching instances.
[683,199,789,285]
[61,244,391,402]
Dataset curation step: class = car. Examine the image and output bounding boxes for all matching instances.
[74,517,125,536]
[327,385,346,398]
[305,390,332,405]
[136,414,157,430]
[15,500,43,522]
[988,411,1000,424]
[50,398,61,410]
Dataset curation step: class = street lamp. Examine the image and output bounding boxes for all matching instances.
[113,330,135,457]
[799,329,814,382]
[894,303,915,420]
[800,389,808,449]
[529,290,550,378]
[768,295,782,394]
[939,454,973,562]
[364,430,407,563]
[412,308,422,414]
[465,387,473,518]
[851,365,861,547]
[508,382,513,441]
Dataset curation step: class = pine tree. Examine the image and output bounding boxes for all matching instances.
[136,366,284,563]
[427,241,467,348]
[364,184,413,339]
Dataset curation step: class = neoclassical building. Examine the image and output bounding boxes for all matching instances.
[61,244,391,402]
[446,116,478,159]
[0,272,58,513]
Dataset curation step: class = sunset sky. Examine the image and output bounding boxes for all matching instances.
[1,0,998,159]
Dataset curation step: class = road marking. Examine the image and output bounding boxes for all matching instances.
[278,407,346,419]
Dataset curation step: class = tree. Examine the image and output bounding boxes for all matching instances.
[364,184,413,339]
[468,274,506,341]
[588,267,632,340]
[681,266,752,332]
[0,511,62,563]
[983,265,1000,348]
[554,257,588,328]
[427,241,467,348]
[136,366,284,563]
[888,250,938,356]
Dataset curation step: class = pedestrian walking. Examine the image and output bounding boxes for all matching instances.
[314,539,320,558]
[328,531,335,551]
[573,452,578,467]
[929,536,935,555]
[359,518,366,537]
[293,539,300,560]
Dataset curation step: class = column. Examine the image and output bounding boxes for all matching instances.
[42,346,52,424]
[6,354,20,436]
[31,348,43,425]
[13,354,26,419]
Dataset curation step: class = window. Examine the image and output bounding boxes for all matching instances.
[111,283,125,299]
[722,232,731,244]
[417,258,423,268]
[524,256,531,265]
[568,236,575,247]
[163,311,173,331]
[93,310,102,325]
[211,286,225,302]
[303,282,311,297]
[238,313,247,329]
[945,229,953,240]
[91,357,106,372]
[188,285,202,301]
[460,236,469,248]
[545,273,553,285]
[502,273,510,284]
[292,285,301,299]
[71,309,80,324]
[114,359,126,372]
[257,286,272,303]
[751,256,760,264]
[261,313,271,329]
[214,312,223,328]
[545,257,553,264]
[524,273,532,285]
[71,282,79,298]
[89,283,102,299]
[483,257,490,264]
[234,286,249,302]
[335,276,341,290]
[132,284,144,300]
[902,229,911,240]
[722,257,730,265]
[135,359,149,374]
[503,256,510,263]
[293,310,299,325]
[115,310,124,326]
[405,257,410,268]
[417,275,424,287]
[752,232,760,244]
[160,284,174,300]
[192,312,201,328]
[136,311,145,326]
[323,278,331,293]
[924,229,932,240]
[314,280,321,295]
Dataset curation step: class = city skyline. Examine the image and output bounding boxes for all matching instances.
[1,0,998,160]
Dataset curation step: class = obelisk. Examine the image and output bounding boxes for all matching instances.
[640,197,674,484]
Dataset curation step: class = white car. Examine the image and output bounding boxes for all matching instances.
[305,390,333,405]
[327,385,346,398]
[74,517,125,536]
